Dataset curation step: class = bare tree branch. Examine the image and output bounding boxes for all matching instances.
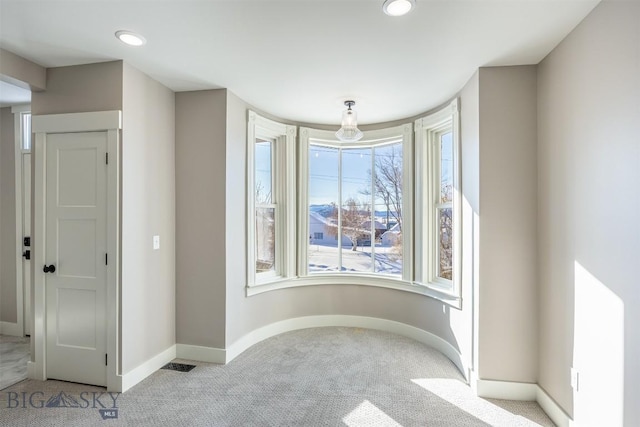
[325,199,371,251]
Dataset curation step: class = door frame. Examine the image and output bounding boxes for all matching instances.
[31,111,121,391]
[5,104,31,338]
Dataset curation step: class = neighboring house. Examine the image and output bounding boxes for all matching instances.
[360,220,387,240]
[381,223,401,246]
[309,211,351,246]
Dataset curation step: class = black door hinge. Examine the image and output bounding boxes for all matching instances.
[106,153,109,165]
[105,253,108,265]
[105,354,108,366]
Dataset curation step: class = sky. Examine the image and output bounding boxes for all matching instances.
[255,140,272,204]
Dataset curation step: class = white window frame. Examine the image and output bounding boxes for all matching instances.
[415,99,462,307]
[298,124,414,284]
[246,111,296,288]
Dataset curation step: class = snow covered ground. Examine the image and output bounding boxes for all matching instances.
[307,243,402,275]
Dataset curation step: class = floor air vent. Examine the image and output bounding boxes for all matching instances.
[161,362,196,372]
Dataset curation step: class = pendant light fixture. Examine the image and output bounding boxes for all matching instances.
[335,100,363,142]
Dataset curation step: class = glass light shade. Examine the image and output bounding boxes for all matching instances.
[335,109,363,142]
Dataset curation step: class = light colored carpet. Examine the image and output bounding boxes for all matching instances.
[0,335,30,391]
[0,327,554,426]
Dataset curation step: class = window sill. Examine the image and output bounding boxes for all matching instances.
[246,275,462,309]
[413,281,462,310]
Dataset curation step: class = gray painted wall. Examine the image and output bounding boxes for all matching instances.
[175,89,227,349]
[477,66,539,383]
[31,61,123,115]
[0,107,16,323]
[121,63,176,373]
[537,1,640,424]
[0,48,46,92]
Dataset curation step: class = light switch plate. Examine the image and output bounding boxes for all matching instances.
[571,368,579,391]
[153,235,160,250]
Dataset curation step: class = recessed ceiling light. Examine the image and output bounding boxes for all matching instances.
[382,0,415,17]
[115,30,146,47]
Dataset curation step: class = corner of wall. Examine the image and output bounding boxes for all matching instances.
[174,89,227,350]
[476,65,539,384]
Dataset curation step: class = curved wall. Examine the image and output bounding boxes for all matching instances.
[224,89,478,376]
[175,82,480,377]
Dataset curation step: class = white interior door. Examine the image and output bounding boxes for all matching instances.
[22,153,31,335]
[45,131,107,387]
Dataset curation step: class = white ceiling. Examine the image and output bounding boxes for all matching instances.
[0,0,599,124]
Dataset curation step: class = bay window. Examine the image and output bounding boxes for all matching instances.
[246,99,460,306]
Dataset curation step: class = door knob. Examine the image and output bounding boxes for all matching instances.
[43,264,56,273]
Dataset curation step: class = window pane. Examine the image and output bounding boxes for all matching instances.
[374,143,403,276]
[308,145,340,273]
[440,132,453,203]
[341,148,372,273]
[438,207,453,280]
[22,113,31,151]
[308,141,404,277]
[255,139,272,204]
[256,207,275,273]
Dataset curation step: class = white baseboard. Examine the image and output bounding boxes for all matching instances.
[536,385,572,427]
[473,377,572,427]
[174,315,468,380]
[27,361,44,380]
[0,321,22,336]
[224,315,469,379]
[176,343,225,364]
[119,344,176,393]
[475,378,538,400]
